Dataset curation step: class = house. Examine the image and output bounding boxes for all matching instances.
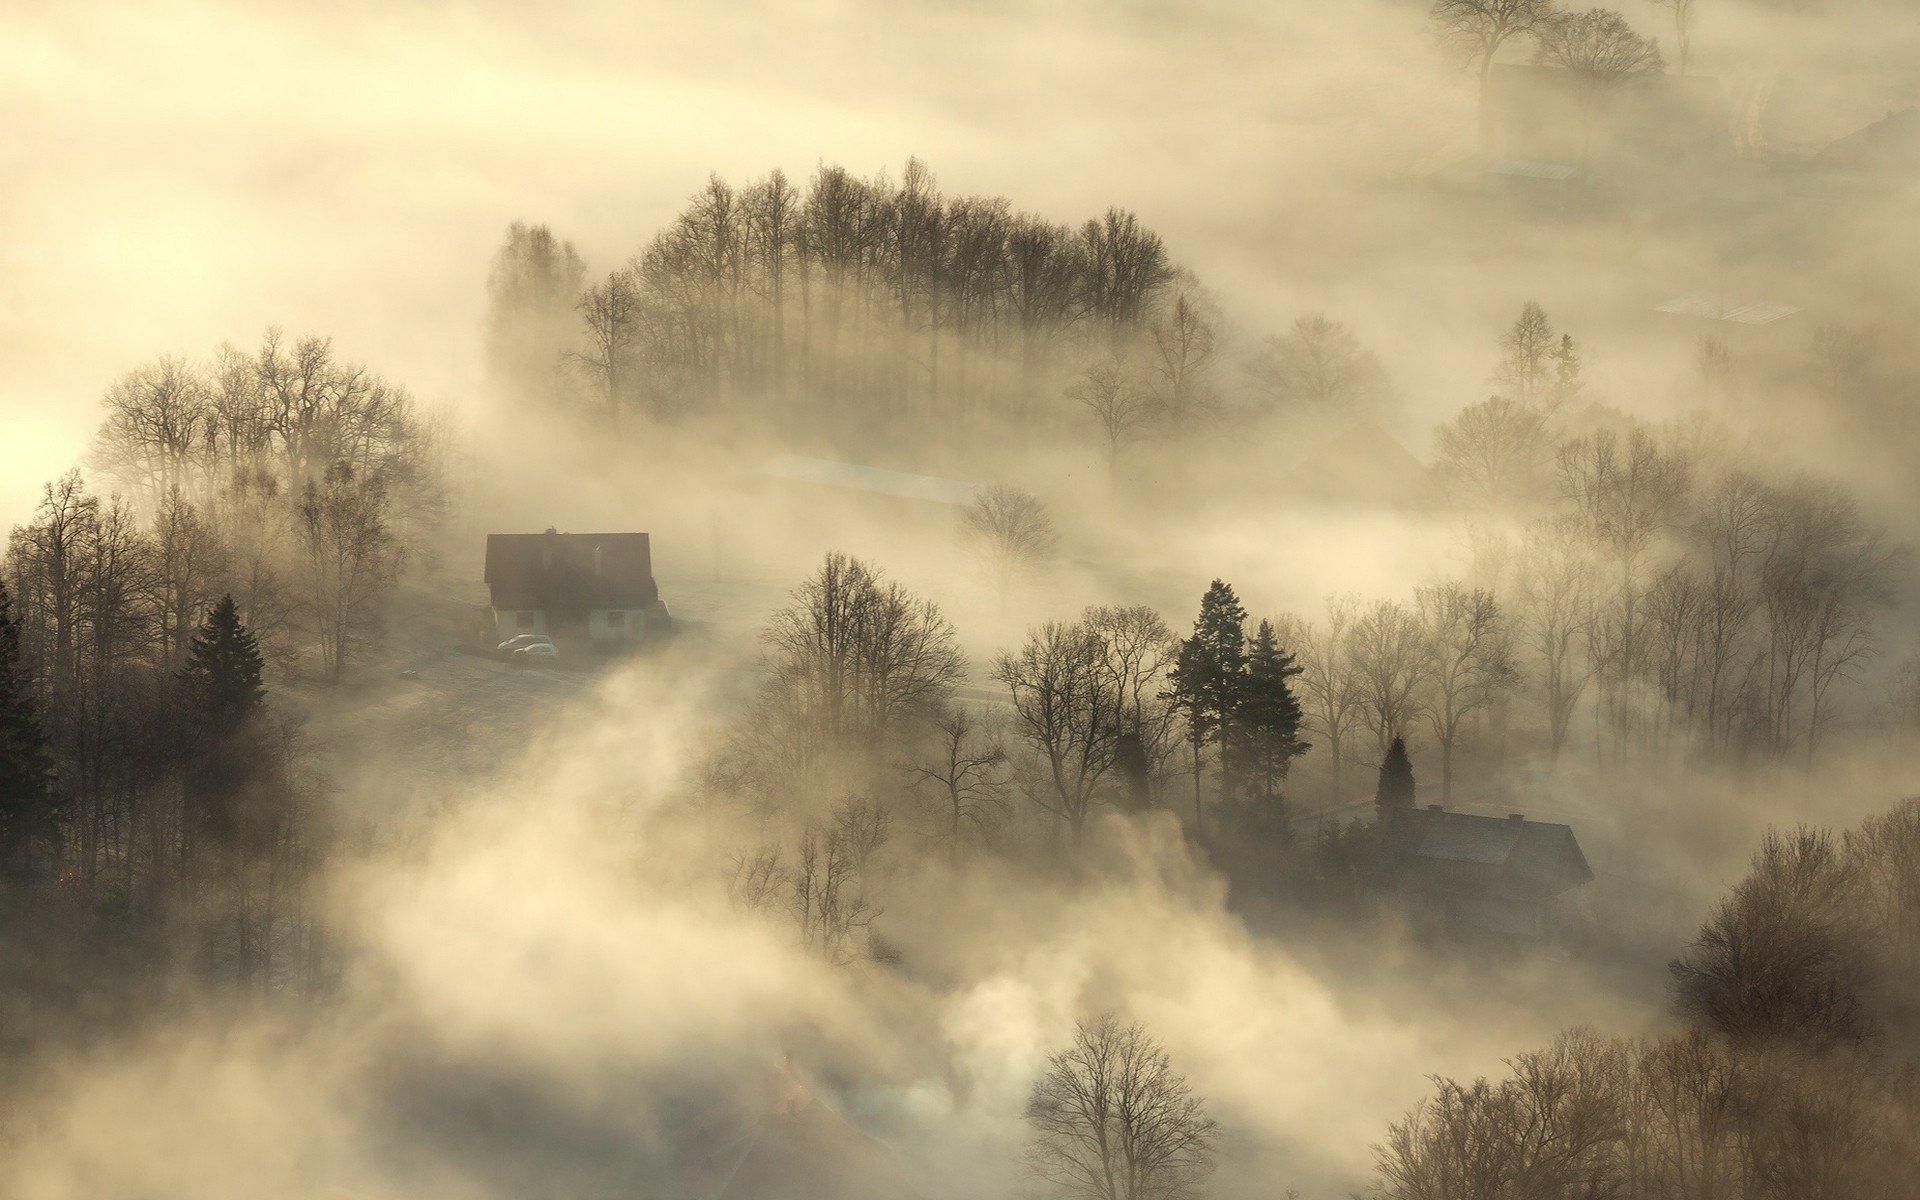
[671,1064,923,1200]
[483,529,663,643]
[1379,804,1594,940]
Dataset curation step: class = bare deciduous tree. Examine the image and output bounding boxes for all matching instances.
[1514,519,1597,762]
[1025,1015,1219,1200]
[1416,582,1516,803]
[1071,358,1151,473]
[1251,314,1390,421]
[761,552,964,754]
[1146,288,1217,428]
[1348,599,1430,752]
[997,620,1122,838]
[1429,0,1559,90]
[1534,9,1665,162]
[965,485,1058,608]
[295,463,404,680]
[1276,599,1365,802]
[910,704,1008,858]
[1652,0,1697,76]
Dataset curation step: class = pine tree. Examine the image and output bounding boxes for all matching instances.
[1375,735,1416,817]
[1233,620,1310,805]
[179,595,266,843]
[0,579,56,878]
[1166,580,1248,839]
[1551,333,1582,408]
[180,595,265,729]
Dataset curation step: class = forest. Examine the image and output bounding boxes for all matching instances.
[3,0,1919,1197]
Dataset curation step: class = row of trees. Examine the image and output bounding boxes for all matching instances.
[720,555,1321,962]
[79,330,440,675]
[488,164,1185,434]
[1374,798,1920,1199]
[0,329,443,1004]
[0,574,318,994]
[488,166,1409,463]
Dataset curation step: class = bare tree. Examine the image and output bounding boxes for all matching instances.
[485,221,586,403]
[910,704,1008,858]
[1071,358,1150,473]
[1416,582,1516,803]
[1556,427,1690,754]
[965,485,1058,608]
[761,552,964,753]
[1348,599,1430,752]
[1251,314,1390,421]
[573,269,641,422]
[997,620,1122,838]
[1533,9,1665,163]
[1276,599,1365,802]
[1493,301,1558,408]
[92,357,213,502]
[1146,288,1217,428]
[1670,826,1869,1047]
[1025,1014,1219,1200]
[1513,520,1598,762]
[1430,0,1559,91]
[1652,0,1697,76]
[1433,396,1554,513]
[295,463,404,680]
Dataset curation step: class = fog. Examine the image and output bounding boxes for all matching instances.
[4,0,1920,1197]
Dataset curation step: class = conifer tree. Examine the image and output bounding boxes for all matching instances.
[0,579,56,878]
[1167,580,1248,838]
[1375,735,1416,818]
[180,595,265,729]
[1232,620,1310,805]
[179,594,266,843]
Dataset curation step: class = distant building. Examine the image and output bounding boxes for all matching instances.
[1379,805,1594,940]
[674,1064,922,1200]
[1823,106,1920,176]
[483,529,663,643]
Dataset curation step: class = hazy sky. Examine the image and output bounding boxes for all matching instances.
[0,0,1467,521]
[2,0,1911,522]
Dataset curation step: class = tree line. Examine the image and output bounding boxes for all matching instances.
[486,165,1403,460]
[0,329,449,1010]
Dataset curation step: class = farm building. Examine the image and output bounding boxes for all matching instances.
[1379,804,1595,941]
[483,529,665,643]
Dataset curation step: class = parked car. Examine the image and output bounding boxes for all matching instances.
[498,633,552,653]
[512,642,559,661]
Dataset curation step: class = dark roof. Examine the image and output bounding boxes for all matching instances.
[484,531,657,611]
[1390,808,1594,897]
[676,1066,922,1200]
[1825,107,1920,172]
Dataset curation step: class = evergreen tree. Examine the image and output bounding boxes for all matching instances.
[180,595,265,728]
[1232,620,1310,805]
[1375,735,1416,817]
[179,595,266,843]
[1166,580,1248,839]
[0,579,56,878]
[1551,333,1582,408]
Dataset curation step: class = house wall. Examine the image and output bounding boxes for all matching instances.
[589,608,647,640]
[493,608,547,638]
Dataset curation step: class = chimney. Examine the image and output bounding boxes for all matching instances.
[1508,813,1525,823]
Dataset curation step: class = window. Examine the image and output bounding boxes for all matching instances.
[604,610,625,628]
[517,611,535,629]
